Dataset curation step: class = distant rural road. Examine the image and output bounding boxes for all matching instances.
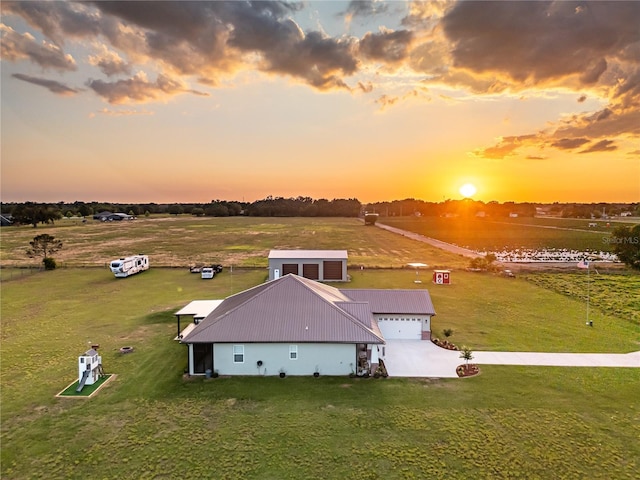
[374,222,483,258]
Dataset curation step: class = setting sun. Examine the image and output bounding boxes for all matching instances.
[459,183,477,198]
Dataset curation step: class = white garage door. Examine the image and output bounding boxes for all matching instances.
[377,317,422,340]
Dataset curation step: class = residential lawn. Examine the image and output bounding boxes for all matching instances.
[380,216,634,252]
[2,268,639,479]
[348,269,640,353]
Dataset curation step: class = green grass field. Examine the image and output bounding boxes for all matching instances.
[380,216,634,252]
[2,218,639,479]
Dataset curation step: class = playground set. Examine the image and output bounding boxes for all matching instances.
[76,347,105,392]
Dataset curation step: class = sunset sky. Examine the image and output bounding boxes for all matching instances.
[1,1,639,204]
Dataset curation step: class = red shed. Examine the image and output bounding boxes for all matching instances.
[433,270,451,285]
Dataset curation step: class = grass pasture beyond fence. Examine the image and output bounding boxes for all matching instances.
[0,216,468,269]
[380,216,636,253]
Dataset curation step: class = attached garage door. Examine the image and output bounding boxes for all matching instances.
[302,263,319,280]
[377,317,422,340]
[282,264,298,275]
[323,260,343,280]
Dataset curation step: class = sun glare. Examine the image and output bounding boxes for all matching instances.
[459,183,477,198]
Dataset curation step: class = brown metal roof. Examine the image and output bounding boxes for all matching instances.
[182,274,384,345]
[339,289,436,316]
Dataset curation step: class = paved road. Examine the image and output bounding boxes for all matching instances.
[384,340,640,378]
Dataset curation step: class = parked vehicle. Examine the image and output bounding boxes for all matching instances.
[200,264,223,279]
[201,267,215,279]
[109,254,149,278]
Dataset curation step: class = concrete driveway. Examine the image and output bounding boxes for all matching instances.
[383,340,461,378]
[383,340,640,378]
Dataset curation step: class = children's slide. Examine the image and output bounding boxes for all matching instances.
[76,370,90,392]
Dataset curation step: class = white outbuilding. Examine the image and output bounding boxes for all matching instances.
[268,249,348,282]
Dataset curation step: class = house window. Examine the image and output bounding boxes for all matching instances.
[233,345,244,363]
[289,345,298,360]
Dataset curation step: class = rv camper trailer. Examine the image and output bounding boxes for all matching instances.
[110,254,149,278]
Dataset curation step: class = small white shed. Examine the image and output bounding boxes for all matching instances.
[268,250,348,282]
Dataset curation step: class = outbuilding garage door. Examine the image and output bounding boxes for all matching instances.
[282,264,298,275]
[377,317,422,340]
[323,260,343,280]
[302,263,319,280]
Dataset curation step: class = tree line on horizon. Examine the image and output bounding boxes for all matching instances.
[1,197,638,228]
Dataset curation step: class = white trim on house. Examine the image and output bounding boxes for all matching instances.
[233,345,244,363]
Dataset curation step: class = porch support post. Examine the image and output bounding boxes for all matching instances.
[188,344,194,376]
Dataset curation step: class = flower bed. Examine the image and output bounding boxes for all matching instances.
[432,338,459,350]
[456,364,479,377]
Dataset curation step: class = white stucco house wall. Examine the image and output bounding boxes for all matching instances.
[179,274,436,377]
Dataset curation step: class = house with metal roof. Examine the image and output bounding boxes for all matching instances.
[268,249,348,282]
[179,274,436,377]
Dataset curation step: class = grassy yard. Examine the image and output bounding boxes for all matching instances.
[2,267,639,479]
[348,269,639,352]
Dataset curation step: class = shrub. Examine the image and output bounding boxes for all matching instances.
[43,257,57,270]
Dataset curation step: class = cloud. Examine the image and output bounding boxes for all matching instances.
[357,81,373,93]
[0,23,76,71]
[551,138,590,150]
[441,1,640,87]
[526,155,547,160]
[94,1,358,90]
[344,1,389,19]
[401,1,452,30]
[3,1,360,94]
[580,139,617,154]
[359,29,413,65]
[87,71,206,104]
[2,1,102,45]
[88,44,130,76]
[3,0,639,140]
[89,108,154,118]
[12,73,79,95]
[473,135,538,159]
[375,94,399,109]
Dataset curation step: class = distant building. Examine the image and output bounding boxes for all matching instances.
[0,214,13,227]
[93,211,134,221]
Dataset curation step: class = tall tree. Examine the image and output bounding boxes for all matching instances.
[611,225,640,270]
[26,234,63,269]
